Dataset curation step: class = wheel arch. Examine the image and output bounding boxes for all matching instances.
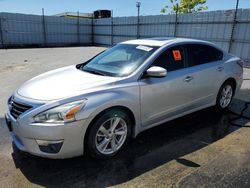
[83,105,137,154]
[222,77,237,95]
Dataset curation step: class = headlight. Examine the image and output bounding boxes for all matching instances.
[33,99,86,123]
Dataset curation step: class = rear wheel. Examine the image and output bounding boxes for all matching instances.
[216,81,234,110]
[86,109,131,159]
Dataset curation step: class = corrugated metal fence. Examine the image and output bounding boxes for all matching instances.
[94,9,250,60]
[0,12,92,47]
[1,9,250,60]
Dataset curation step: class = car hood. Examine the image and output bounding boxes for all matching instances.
[17,65,119,101]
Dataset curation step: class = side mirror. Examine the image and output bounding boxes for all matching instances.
[146,66,167,78]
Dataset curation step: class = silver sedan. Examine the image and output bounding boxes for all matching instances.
[5,38,243,159]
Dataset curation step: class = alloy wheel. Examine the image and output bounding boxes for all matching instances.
[219,85,233,108]
[95,117,127,155]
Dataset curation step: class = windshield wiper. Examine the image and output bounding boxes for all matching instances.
[84,69,106,76]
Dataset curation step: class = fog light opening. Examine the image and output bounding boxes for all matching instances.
[36,140,63,154]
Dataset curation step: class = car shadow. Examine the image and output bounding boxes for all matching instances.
[6,97,249,187]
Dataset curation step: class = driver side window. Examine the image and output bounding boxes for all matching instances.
[152,45,185,72]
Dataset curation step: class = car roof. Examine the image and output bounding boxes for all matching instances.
[121,37,213,47]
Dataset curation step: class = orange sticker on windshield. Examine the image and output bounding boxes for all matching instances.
[172,50,182,61]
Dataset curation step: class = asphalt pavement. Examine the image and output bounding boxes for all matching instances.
[0,47,250,188]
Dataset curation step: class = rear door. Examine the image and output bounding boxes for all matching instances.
[185,44,224,107]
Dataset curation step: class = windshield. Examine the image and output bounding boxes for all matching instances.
[81,44,158,77]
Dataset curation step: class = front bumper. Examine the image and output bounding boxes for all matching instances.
[5,112,89,159]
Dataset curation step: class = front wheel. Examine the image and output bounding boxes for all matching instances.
[216,81,234,110]
[86,110,131,159]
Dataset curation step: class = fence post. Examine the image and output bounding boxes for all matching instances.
[137,15,140,39]
[91,15,94,46]
[111,10,114,46]
[77,11,80,45]
[228,0,239,53]
[174,3,179,37]
[0,17,4,48]
[42,8,47,46]
[136,2,141,39]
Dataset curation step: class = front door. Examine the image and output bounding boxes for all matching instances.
[139,45,197,127]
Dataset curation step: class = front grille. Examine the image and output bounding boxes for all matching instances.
[9,100,33,119]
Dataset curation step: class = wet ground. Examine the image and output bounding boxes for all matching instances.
[0,47,250,188]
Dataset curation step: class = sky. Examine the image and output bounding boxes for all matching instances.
[0,0,250,17]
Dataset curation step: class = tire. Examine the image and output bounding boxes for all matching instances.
[216,81,235,111]
[86,109,132,159]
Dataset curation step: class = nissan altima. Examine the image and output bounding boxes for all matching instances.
[5,38,243,159]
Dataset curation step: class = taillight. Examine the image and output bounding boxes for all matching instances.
[236,60,244,68]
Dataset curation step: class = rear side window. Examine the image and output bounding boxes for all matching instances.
[152,45,185,72]
[187,44,223,66]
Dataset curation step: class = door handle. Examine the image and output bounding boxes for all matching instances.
[184,76,194,82]
[217,66,224,72]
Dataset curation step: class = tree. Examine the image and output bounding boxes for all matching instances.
[161,0,208,14]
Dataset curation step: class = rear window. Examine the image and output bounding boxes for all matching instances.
[187,44,223,66]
